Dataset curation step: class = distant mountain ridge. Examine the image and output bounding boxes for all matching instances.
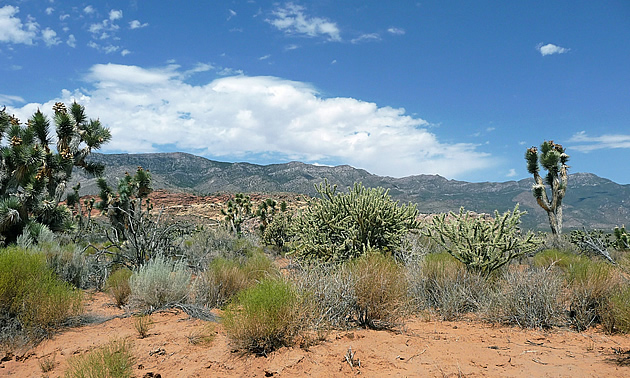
[72,152,630,231]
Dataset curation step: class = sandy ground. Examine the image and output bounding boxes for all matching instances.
[2,291,629,378]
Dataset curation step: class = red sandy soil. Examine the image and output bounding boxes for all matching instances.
[2,290,629,378]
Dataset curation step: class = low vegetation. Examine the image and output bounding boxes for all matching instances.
[0,246,82,345]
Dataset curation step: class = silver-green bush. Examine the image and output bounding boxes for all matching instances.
[129,256,191,309]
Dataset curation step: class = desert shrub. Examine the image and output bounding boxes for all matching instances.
[601,284,630,334]
[0,246,82,341]
[106,268,133,307]
[290,180,419,262]
[407,252,488,320]
[129,255,191,309]
[223,278,300,355]
[65,338,135,378]
[424,205,541,277]
[565,259,619,331]
[351,253,408,329]
[291,261,357,331]
[183,227,261,271]
[194,251,277,308]
[483,267,564,329]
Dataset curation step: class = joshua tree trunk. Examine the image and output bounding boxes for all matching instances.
[525,140,569,236]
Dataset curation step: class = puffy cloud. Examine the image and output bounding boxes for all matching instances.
[7,64,493,178]
[0,5,37,45]
[42,27,60,46]
[267,3,341,41]
[569,131,630,152]
[83,6,95,15]
[109,9,123,21]
[537,43,570,56]
[45,7,54,16]
[67,34,76,47]
[129,20,148,29]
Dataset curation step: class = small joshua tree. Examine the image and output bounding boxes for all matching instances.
[222,193,252,236]
[525,141,569,236]
[95,167,153,239]
[0,102,110,244]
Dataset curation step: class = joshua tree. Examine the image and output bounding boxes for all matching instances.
[0,102,110,244]
[222,193,252,236]
[525,140,569,236]
[95,167,153,239]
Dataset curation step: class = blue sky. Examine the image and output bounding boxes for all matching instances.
[1,1,629,183]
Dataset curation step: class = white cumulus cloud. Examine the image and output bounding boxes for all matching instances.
[0,5,37,45]
[537,43,570,56]
[109,9,123,21]
[267,3,341,41]
[6,64,493,178]
[42,27,60,46]
[129,20,148,29]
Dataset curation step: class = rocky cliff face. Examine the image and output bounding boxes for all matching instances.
[71,152,630,231]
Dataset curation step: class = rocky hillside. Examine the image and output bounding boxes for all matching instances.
[71,152,630,231]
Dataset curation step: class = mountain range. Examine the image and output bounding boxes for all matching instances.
[72,152,630,231]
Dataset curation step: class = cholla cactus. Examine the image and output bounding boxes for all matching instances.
[525,141,569,235]
[290,180,419,261]
[424,205,541,277]
[0,102,110,244]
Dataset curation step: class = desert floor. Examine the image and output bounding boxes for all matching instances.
[2,290,630,378]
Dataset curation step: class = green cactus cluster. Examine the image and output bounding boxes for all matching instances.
[0,102,110,244]
[289,180,419,261]
[525,140,569,236]
[424,205,541,277]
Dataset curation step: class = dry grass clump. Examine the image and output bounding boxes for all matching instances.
[602,283,630,334]
[133,314,153,338]
[483,266,564,329]
[351,253,408,329]
[290,261,356,331]
[564,259,620,331]
[187,322,216,345]
[222,278,300,356]
[106,268,132,307]
[407,252,488,320]
[64,338,135,378]
[194,251,278,308]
